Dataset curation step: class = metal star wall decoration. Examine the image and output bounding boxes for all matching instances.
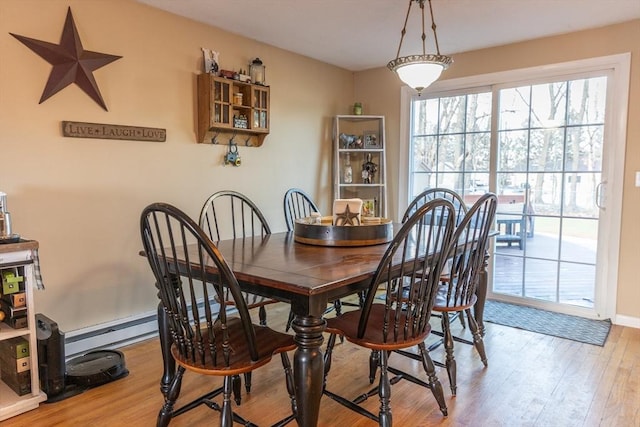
[10,7,122,111]
[335,204,361,226]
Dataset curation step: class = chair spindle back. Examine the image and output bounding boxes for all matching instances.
[199,190,271,242]
[404,187,468,226]
[358,198,457,342]
[440,193,497,308]
[283,188,320,231]
[140,202,259,366]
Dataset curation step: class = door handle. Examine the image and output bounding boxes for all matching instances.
[595,181,606,209]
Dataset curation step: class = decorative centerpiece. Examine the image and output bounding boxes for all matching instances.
[294,198,393,247]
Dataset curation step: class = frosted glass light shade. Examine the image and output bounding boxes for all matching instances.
[387,54,452,95]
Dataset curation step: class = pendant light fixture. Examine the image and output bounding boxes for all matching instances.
[387,0,452,95]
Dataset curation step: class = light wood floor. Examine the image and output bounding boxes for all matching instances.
[5,303,639,427]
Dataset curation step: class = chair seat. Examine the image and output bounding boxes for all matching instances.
[432,284,478,313]
[171,317,296,376]
[326,304,432,351]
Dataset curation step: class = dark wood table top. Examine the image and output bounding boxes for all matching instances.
[194,231,393,301]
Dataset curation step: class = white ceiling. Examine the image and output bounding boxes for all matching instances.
[136,0,640,71]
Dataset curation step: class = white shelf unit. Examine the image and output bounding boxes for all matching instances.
[0,243,46,421]
[333,115,388,218]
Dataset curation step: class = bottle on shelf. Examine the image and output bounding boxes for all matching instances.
[343,153,353,184]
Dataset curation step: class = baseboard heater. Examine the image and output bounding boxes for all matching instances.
[64,298,223,358]
[64,310,160,359]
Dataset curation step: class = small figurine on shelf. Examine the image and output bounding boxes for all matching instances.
[362,153,378,184]
[339,133,363,149]
[343,153,353,184]
[201,48,219,74]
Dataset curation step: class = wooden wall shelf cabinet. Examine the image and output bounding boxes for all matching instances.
[333,115,388,218]
[197,74,270,147]
[0,240,46,421]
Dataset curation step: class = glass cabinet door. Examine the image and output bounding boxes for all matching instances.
[252,87,269,131]
[213,79,232,127]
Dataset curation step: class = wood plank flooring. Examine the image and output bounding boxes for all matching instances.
[5,303,639,427]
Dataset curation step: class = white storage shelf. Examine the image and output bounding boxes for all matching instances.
[333,115,388,218]
[0,242,46,421]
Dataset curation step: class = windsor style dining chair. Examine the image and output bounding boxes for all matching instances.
[199,190,279,400]
[140,202,296,427]
[322,198,457,426]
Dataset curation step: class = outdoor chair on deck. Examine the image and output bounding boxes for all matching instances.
[140,203,296,427]
[199,190,279,400]
[322,199,456,426]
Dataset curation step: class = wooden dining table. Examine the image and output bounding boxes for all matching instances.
[149,230,492,427]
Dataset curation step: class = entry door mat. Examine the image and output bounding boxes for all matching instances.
[483,300,611,346]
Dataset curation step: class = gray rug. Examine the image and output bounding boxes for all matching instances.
[483,300,611,346]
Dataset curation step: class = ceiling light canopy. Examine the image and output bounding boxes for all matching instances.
[387,0,452,95]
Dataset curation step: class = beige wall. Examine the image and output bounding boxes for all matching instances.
[0,0,354,331]
[355,20,640,322]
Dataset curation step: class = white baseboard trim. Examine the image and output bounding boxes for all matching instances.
[64,309,159,359]
[614,314,640,329]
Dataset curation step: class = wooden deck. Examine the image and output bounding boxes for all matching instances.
[492,228,597,309]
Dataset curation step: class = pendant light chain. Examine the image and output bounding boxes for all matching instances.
[427,0,442,56]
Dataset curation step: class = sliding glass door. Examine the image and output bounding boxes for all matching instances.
[493,77,606,310]
[405,55,629,319]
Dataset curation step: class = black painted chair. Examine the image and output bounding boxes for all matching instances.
[199,190,279,400]
[283,187,319,231]
[404,187,468,225]
[430,193,497,395]
[140,202,296,427]
[322,198,456,426]
[199,190,278,327]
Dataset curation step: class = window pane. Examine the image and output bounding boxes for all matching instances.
[567,77,607,125]
[559,263,595,307]
[466,92,492,132]
[439,96,466,134]
[464,132,490,171]
[562,172,601,218]
[499,87,530,130]
[524,259,558,302]
[411,172,433,197]
[498,130,528,171]
[565,126,603,172]
[529,128,564,172]
[560,218,597,263]
[530,82,566,128]
[412,98,439,135]
[412,136,436,171]
[438,134,464,172]
[493,255,523,296]
[529,172,563,216]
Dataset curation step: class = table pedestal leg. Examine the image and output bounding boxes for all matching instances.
[291,314,326,427]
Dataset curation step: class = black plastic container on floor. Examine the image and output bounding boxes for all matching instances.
[36,313,66,398]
